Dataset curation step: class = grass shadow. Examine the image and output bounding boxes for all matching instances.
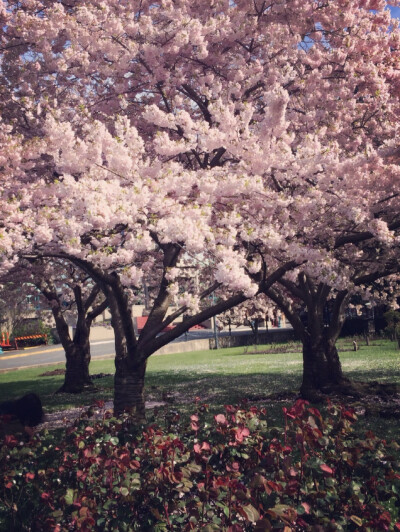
[0,374,115,412]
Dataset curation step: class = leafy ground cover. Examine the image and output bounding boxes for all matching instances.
[1,399,400,531]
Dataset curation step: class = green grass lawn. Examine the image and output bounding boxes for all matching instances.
[0,338,399,439]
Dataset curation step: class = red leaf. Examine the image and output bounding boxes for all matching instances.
[215,414,227,425]
[235,426,250,442]
[342,409,357,421]
[301,502,311,514]
[4,435,18,447]
[282,407,296,419]
[266,480,282,492]
[320,463,333,475]
[5,482,13,489]
[308,407,322,418]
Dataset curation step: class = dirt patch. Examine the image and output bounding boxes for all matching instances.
[247,391,299,403]
[36,399,167,432]
[39,370,112,379]
[245,348,301,355]
[39,369,66,376]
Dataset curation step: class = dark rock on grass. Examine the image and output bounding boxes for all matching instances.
[0,392,44,427]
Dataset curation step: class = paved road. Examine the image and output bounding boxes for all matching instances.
[0,328,290,372]
[0,330,220,371]
[0,340,116,372]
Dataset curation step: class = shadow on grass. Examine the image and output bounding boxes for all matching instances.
[345,368,400,383]
[0,375,115,412]
[145,370,302,426]
[1,366,399,441]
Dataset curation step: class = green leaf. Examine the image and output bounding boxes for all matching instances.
[242,504,260,523]
[187,462,202,473]
[350,515,363,526]
[64,489,75,506]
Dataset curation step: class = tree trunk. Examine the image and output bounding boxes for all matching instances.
[300,332,347,400]
[265,277,351,401]
[253,320,259,345]
[57,344,93,393]
[53,305,93,394]
[38,279,106,394]
[102,279,147,420]
[114,358,147,421]
[56,319,93,393]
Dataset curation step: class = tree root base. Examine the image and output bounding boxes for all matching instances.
[56,382,97,395]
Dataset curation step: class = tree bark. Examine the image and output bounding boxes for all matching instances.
[57,319,93,394]
[58,346,92,393]
[300,331,346,400]
[101,277,148,419]
[299,283,349,399]
[114,358,147,420]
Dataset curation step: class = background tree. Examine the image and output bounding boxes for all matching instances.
[31,259,108,393]
[219,294,275,344]
[0,282,44,342]
[384,309,400,347]
[1,259,108,392]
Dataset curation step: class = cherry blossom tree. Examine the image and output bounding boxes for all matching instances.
[32,259,108,394]
[219,294,275,344]
[1,0,400,413]
[1,259,108,393]
[0,281,40,340]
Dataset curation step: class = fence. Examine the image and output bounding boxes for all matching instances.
[209,328,298,349]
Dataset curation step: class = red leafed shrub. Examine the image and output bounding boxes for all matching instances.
[0,400,399,531]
